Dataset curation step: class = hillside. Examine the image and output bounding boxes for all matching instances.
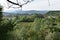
[46,11,60,16]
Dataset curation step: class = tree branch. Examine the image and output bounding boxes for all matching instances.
[7,0,19,5]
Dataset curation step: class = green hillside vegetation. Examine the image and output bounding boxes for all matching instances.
[0,5,60,40]
[46,11,60,16]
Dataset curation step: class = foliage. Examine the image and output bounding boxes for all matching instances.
[0,11,60,40]
[0,5,3,23]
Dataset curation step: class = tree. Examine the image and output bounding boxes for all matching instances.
[0,5,3,23]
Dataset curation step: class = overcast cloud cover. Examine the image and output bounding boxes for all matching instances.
[0,0,60,11]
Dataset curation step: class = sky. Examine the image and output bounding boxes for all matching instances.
[0,0,60,11]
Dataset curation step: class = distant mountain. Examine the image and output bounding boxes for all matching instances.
[3,10,48,16]
[2,12,14,16]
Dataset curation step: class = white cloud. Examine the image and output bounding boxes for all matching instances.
[0,0,60,11]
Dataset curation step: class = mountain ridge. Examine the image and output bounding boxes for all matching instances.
[3,10,48,14]
[3,10,48,16]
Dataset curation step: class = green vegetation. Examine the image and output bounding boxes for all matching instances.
[0,5,3,23]
[0,6,60,40]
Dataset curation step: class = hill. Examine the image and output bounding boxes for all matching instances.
[46,11,60,16]
[3,10,47,16]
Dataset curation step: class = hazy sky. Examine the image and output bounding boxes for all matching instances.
[0,0,60,11]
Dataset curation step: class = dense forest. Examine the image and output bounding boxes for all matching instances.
[0,5,60,40]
